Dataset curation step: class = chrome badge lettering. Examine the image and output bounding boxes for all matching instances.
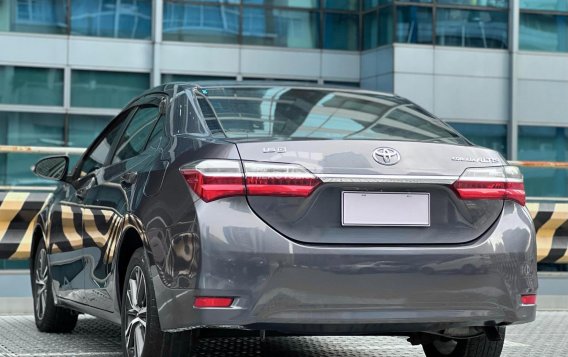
[451,157,500,164]
[263,147,287,153]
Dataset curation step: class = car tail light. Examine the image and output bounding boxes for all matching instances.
[194,297,234,308]
[453,166,526,206]
[180,160,245,202]
[243,161,321,197]
[521,294,536,306]
[180,160,321,202]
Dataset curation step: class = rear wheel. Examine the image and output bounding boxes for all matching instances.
[121,248,197,357]
[32,239,78,333]
[422,328,505,357]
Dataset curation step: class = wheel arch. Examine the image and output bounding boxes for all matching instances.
[115,225,145,309]
[30,220,47,271]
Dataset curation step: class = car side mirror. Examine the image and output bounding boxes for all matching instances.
[33,156,69,181]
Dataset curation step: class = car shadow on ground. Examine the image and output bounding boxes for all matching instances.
[70,317,420,357]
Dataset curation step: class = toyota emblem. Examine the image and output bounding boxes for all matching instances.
[373,147,401,166]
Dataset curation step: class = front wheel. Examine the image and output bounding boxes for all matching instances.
[422,327,505,357]
[121,248,197,357]
[32,239,78,333]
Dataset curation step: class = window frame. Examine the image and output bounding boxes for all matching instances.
[71,93,167,180]
[107,94,169,165]
[144,112,167,150]
[71,108,134,180]
[110,105,161,164]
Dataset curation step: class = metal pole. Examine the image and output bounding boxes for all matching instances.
[151,0,164,87]
[0,145,85,155]
[508,0,520,160]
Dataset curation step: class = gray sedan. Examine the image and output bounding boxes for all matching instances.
[29,83,537,357]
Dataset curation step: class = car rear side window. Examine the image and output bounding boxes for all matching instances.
[112,106,160,164]
[193,87,468,145]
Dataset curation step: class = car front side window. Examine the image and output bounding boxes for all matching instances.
[76,110,132,178]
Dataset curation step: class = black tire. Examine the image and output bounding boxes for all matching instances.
[121,248,197,357]
[422,328,506,357]
[31,239,78,333]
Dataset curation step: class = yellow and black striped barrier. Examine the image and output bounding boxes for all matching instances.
[1,190,568,264]
[0,190,51,260]
[526,201,568,264]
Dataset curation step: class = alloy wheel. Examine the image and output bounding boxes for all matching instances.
[34,248,49,320]
[125,266,147,357]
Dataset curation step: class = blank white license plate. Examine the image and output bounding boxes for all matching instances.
[341,192,430,227]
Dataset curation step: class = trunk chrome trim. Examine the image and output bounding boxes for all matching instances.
[317,174,459,185]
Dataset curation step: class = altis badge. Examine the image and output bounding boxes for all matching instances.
[451,156,500,164]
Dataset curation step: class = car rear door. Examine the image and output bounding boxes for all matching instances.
[82,96,164,311]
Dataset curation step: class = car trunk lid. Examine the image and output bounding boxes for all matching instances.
[233,140,508,245]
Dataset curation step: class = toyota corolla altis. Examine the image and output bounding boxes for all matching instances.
[30,83,537,357]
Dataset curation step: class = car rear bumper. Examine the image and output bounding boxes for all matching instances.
[153,198,538,333]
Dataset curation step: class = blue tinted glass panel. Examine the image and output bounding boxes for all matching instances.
[365,0,393,8]
[163,2,239,43]
[71,0,151,39]
[71,70,149,108]
[437,0,507,8]
[1,0,67,34]
[396,6,433,44]
[324,81,360,87]
[243,0,318,8]
[0,66,63,106]
[363,11,378,49]
[0,260,29,269]
[436,9,508,49]
[520,13,568,52]
[378,6,393,46]
[323,0,359,10]
[324,13,359,50]
[242,77,317,82]
[162,74,236,83]
[519,126,568,198]
[520,0,568,11]
[396,0,431,3]
[364,0,379,9]
[449,123,507,157]
[0,112,65,186]
[242,8,319,48]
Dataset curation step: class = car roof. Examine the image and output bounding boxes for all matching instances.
[138,81,397,99]
[125,81,407,113]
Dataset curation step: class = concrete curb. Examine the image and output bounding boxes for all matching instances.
[0,297,33,315]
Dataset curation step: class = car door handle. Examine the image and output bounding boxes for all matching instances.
[120,172,138,187]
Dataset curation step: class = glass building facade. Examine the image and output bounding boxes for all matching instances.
[0,1,567,272]
[0,0,567,195]
[0,0,514,50]
[520,0,568,52]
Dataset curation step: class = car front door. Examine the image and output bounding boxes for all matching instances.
[49,110,131,305]
[82,97,164,312]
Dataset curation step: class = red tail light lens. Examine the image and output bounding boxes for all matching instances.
[180,160,321,202]
[180,160,245,202]
[244,162,321,197]
[194,297,234,308]
[453,166,526,206]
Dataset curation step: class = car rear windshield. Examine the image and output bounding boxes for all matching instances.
[194,86,469,145]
